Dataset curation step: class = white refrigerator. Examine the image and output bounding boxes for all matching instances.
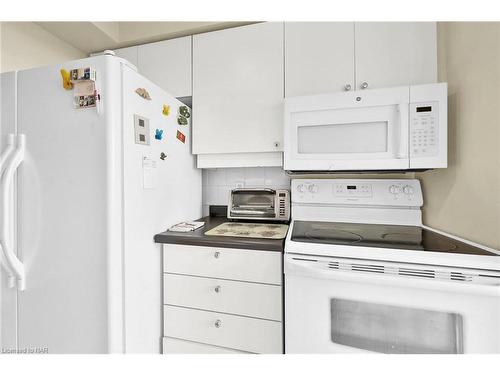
[0,55,202,353]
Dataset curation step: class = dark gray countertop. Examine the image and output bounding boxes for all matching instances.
[154,215,286,252]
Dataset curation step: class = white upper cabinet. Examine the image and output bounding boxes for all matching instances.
[285,22,355,97]
[138,37,192,98]
[114,46,138,67]
[114,37,192,98]
[354,22,437,90]
[192,22,284,155]
[284,22,437,96]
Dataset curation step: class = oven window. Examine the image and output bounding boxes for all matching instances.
[330,298,463,354]
[297,121,388,154]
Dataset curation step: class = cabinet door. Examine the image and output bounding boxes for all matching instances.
[285,22,355,97]
[162,337,249,354]
[193,22,284,154]
[138,36,192,97]
[355,22,437,90]
[114,46,138,67]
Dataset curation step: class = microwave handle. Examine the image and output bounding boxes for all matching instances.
[397,103,409,159]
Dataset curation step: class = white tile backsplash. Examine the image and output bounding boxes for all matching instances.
[202,167,290,208]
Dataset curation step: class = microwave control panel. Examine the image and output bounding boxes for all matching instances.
[410,102,438,157]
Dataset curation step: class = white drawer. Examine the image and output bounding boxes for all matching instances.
[164,273,282,321]
[163,305,283,354]
[163,244,282,285]
[162,337,250,354]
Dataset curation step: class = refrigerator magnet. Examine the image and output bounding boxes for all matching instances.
[69,67,96,82]
[177,115,188,126]
[60,69,73,90]
[155,129,164,140]
[176,130,186,144]
[162,105,171,116]
[135,88,151,100]
[160,152,167,161]
[179,105,191,118]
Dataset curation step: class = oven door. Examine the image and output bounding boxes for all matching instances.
[284,86,410,171]
[284,254,500,354]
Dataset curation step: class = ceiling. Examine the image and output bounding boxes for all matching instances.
[36,21,255,54]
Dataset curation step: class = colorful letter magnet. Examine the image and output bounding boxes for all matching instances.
[177,115,188,126]
[60,69,73,90]
[179,105,191,118]
[155,129,164,140]
[176,130,186,143]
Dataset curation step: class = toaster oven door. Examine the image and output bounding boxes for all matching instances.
[229,189,277,220]
[284,86,410,172]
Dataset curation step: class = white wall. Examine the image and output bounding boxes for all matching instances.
[201,167,290,216]
[0,22,86,73]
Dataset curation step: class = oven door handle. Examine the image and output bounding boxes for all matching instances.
[285,256,500,297]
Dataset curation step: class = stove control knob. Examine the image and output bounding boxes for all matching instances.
[297,184,306,193]
[403,185,414,195]
[308,184,318,193]
[389,185,401,194]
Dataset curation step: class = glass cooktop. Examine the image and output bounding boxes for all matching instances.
[291,221,497,256]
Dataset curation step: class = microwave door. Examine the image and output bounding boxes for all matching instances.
[286,105,409,171]
[284,86,410,172]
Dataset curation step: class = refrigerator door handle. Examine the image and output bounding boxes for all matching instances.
[0,134,17,286]
[0,134,26,290]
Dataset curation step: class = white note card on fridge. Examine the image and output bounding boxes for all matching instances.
[142,155,158,189]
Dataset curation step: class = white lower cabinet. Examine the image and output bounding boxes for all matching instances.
[163,244,282,284]
[162,244,283,354]
[163,306,283,354]
[164,273,282,321]
[162,337,249,354]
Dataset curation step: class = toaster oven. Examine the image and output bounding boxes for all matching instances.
[228,188,290,221]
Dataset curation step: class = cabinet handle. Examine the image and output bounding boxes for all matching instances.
[214,319,222,328]
[214,285,221,293]
[344,84,352,91]
[214,251,220,259]
[361,82,369,89]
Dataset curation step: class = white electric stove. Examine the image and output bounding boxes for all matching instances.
[284,179,500,354]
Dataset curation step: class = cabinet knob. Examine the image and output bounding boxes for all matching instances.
[361,82,369,89]
[214,319,222,328]
[214,251,220,259]
[344,84,352,91]
[273,141,280,148]
[214,285,221,293]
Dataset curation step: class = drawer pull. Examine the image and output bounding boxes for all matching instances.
[214,251,220,259]
[214,285,221,293]
[214,319,222,328]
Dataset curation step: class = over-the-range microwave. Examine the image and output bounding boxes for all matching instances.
[283,83,447,172]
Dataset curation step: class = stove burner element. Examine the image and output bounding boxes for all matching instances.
[304,228,363,244]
